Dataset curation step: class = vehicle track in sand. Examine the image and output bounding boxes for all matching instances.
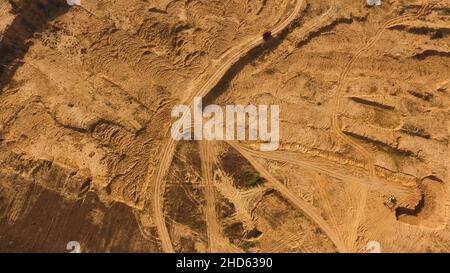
[150,0,307,253]
[236,145,417,196]
[233,143,426,251]
[199,140,221,252]
[314,174,346,248]
[227,141,349,253]
[330,0,433,178]
[328,0,433,251]
[151,0,434,253]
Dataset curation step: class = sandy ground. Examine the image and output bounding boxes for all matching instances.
[0,0,449,253]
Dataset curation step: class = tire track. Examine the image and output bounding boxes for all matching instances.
[227,141,349,253]
[149,0,306,253]
[330,0,433,177]
[199,140,220,252]
[330,0,432,251]
[236,145,414,196]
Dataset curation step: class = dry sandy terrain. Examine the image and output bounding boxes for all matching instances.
[0,0,449,253]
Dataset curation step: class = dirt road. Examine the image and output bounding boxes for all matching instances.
[330,0,433,177]
[199,141,220,252]
[150,0,306,253]
[329,1,432,250]
[227,141,349,252]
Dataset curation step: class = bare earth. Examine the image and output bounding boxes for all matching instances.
[0,0,449,253]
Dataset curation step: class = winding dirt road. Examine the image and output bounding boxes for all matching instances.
[150,0,306,253]
[151,0,432,253]
[329,0,432,250]
[330,0,433,177]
